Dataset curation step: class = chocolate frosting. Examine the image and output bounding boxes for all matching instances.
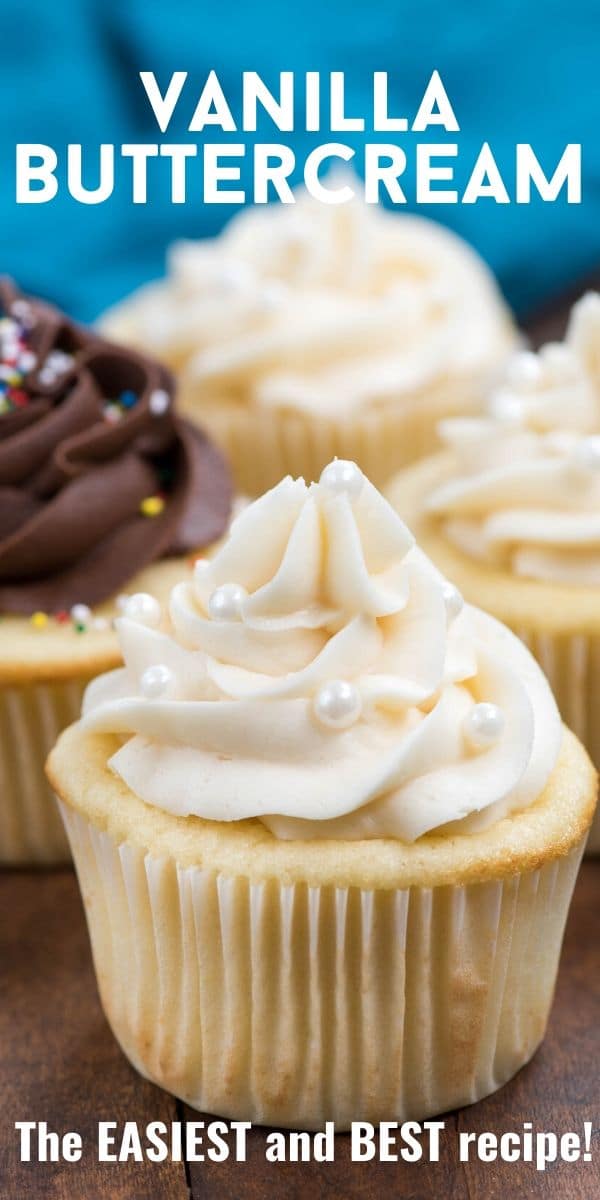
[0,278,232,615]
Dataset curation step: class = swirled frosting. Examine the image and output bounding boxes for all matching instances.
[101,182,517,417]
[427,293,600,585]
[0,278,232,615]
[82,459,560,842]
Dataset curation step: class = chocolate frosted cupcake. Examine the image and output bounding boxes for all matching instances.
[0,278,231,864]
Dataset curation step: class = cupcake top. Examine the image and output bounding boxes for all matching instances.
[0,278,232,615]
[101,184,517,417]
[427,293,600,586]
[82,459,560,842]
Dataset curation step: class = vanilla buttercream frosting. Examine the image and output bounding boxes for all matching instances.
[427,293,600,586]
[81,459,560,842]
[101,182,517,418]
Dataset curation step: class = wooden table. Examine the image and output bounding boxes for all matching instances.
[1,864,597,1199]
[1,293,599,1199]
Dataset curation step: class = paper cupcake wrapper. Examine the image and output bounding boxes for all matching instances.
[60,803,584,1128]
[180,378,484,496]
[515,626,600,853]
[0,678,87,865]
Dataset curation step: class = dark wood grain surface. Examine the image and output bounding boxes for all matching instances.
[1,865,597,1200]
[1,289,599,1199]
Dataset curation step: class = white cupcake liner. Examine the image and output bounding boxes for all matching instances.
[181,378,485,496]
[0,678,86,864]
[60,803,584,1129]
[515,626,600,853]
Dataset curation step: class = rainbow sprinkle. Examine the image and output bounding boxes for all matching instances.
[30,611,49,629]
[28,603,114,634]
[140,495,165,517]
[0,315,37,413]
[37,349,75,387]
[0,303,78,414]
[103,389,140,423]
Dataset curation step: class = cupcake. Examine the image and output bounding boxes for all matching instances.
[387,292,600,853]
[47,459,595,1128]
[100,183,518,494]
[0,277,231,864]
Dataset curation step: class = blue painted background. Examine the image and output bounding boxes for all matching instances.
[0,0,597,322]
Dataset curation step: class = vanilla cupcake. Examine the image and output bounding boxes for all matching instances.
[0,278,231,864]
[101,183,518,494]
[388,292,600,853]
[47,459,595,1127]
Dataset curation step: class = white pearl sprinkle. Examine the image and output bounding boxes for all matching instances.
[506,351,542,390]
[488,389,524,424]
[207,583,247,622]
[45,349,74,375]
[92,616,110,632]
[313,680,362,730]
[140,663,174,699]
[571,436,600,474]
[319,459,364,499]
[116,594,129,612]
[122,592,162,628]
[11,299,33,323]
[70,603,91,625]
[19,350,37,372]
[149,388,170,416]
[463,703,505,750]
[442,581,464,622]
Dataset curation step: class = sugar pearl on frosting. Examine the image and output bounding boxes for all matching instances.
[19,350,37,372]
[140,663,174,699]
[122,592,162,628]
[572,435,600,474]
[506,350,542,389]
[208,582,247,621]
[313,680,362,730]
[70,603,91,625]
[463,703,505,750]
[10,299,33,323]
[442,581,464,622]
[149,388,170,416]
[488,390,524,424]
[319,459,364,499]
